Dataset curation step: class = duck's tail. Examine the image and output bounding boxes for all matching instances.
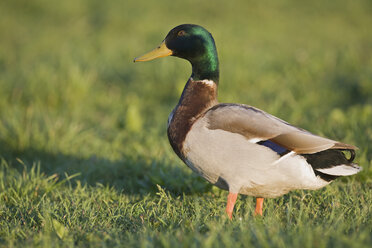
[302,149,362,181]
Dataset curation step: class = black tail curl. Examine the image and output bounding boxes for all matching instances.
[302,149,356,182]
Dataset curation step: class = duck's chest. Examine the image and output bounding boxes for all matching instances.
[166,79,218,160]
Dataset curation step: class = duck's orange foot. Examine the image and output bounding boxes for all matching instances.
[225,192,238,220]
[254,197,264,216]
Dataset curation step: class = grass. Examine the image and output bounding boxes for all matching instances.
[1,0,372,247]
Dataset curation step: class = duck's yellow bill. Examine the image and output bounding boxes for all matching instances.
[134,41,173,62]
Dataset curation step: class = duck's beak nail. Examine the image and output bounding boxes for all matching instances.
[134,41,172,62]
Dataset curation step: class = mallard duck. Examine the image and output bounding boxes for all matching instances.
[134,24,361,219]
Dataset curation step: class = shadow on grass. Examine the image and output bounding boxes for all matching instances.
[0,146,211,196]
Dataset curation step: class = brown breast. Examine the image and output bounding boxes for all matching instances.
[167,78,218,160]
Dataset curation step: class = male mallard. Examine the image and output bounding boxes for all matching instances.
[134,24,361,219]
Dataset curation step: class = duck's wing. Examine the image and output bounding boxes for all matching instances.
[205,103,357,154]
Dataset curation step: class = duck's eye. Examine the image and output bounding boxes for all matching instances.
[177,30,186,36]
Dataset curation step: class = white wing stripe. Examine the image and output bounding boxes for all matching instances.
[248,138,263,143]
[272,151,296,165]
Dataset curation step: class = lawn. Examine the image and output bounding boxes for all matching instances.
[0,0,371,247]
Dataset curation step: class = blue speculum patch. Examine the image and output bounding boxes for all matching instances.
[258,140,289,155]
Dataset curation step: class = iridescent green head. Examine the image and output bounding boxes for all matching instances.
[134,24,219,82]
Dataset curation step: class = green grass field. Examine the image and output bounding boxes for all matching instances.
[1,0,372,247]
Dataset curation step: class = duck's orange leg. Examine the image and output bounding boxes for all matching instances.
[254,197,264,216]
[226,192,238,219]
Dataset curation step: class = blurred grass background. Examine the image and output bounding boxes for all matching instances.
[0,0,371,247]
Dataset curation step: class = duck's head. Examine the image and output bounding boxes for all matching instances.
[134,24,219,82]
